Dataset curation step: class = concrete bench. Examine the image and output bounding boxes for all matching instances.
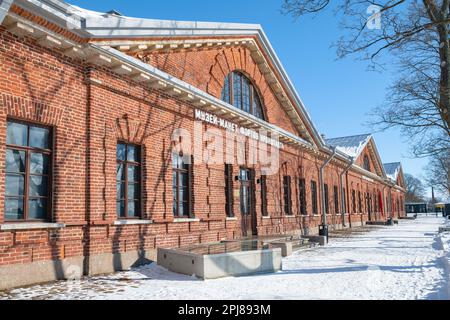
[301,235,327,246]
[157,247,282,279]
[439,227,450,233]
[269,241,293,257]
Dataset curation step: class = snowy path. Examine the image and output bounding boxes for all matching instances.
[1,216,449,300]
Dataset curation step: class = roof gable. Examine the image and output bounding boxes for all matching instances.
[383,162,405,188]
[326,134,386,177]
[325,134,371,158]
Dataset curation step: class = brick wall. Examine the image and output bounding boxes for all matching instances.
[0,22,405,273]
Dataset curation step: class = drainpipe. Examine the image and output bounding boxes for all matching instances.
[387,184,393,219]
[319,147,337,228]
[0,0,13,25]
[340,157,355,228]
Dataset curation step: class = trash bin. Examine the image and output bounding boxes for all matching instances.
[319,224,329,243]
[387,218,394,226]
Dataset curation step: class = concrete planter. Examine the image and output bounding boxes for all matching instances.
[157,247,282,279]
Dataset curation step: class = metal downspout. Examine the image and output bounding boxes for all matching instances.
[340,157,355,227]
[320,147,337,226]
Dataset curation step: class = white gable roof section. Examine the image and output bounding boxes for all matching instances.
[326,134,371,159]
[383,162,402,182]
[326,134,388,178]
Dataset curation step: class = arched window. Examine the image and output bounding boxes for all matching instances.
[221,72,265,120]
[363,155,371,171]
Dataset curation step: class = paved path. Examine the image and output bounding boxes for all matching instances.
[1,216,448,300]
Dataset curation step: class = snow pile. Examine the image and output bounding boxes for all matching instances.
[439,233,450,251]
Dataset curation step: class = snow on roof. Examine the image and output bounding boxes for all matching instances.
[383,162,401,181]
[325,134,371,158]
[65,3,263,36]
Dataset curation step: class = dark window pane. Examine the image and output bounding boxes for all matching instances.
[30,153,49,175]
[221,75,230,103]
[29,175,48,197]
[128,183,138,200]
[242,77,251,113]
[116,201,125,217]
[5,174,25,196]
[172,153,183,169]
[182,202,189,217]
[116,182,125,200]
[173,191,178,216]
[179,172,188,187]
[241,187,248,214]
[117,144,126,161]
[7,122,28,146]
[253,95,264,120]
[127,165,139,182]
[29,126,50,149]
[179,188,186,203]
[173,172,177,186]
[28,198,47,220]
[127,145,138,162]
[127,201,138,217]
[6,149,26,173]
[233,73,242,110]
[116,163,124,181]
[5,198,24,220]
[240,169,248,181]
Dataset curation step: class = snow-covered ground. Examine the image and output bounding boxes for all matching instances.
[1,216,449,300]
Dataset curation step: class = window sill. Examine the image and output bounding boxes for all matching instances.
[262,216,271,219]
[0,222,66,231]
[226,217,238,221]
[114,220,153,226]
[173,218,200,223]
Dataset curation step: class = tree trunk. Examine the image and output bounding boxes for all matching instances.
[437,25,450,134]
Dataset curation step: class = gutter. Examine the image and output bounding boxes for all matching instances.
[340,157,355,227]
[0,0,13,25]
[320,146,337,226]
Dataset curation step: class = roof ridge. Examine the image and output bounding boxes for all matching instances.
[325,133,372,141]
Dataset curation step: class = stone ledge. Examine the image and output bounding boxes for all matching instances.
[225,217,238,221]
[114,220,153,226]
[173,218,200,223]
[0,222,66,231]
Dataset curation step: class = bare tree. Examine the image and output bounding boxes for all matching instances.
[282,0,450,157]
[404,173,427,202]
[425,147,450,197]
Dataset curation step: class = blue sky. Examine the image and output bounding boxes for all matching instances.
[66,0,430,189]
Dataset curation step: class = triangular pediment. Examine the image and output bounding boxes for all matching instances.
[326,134,386,178]
[100,37,317,144]
[356,139,385,177]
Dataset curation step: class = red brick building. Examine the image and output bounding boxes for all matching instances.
[0,0,406,289]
